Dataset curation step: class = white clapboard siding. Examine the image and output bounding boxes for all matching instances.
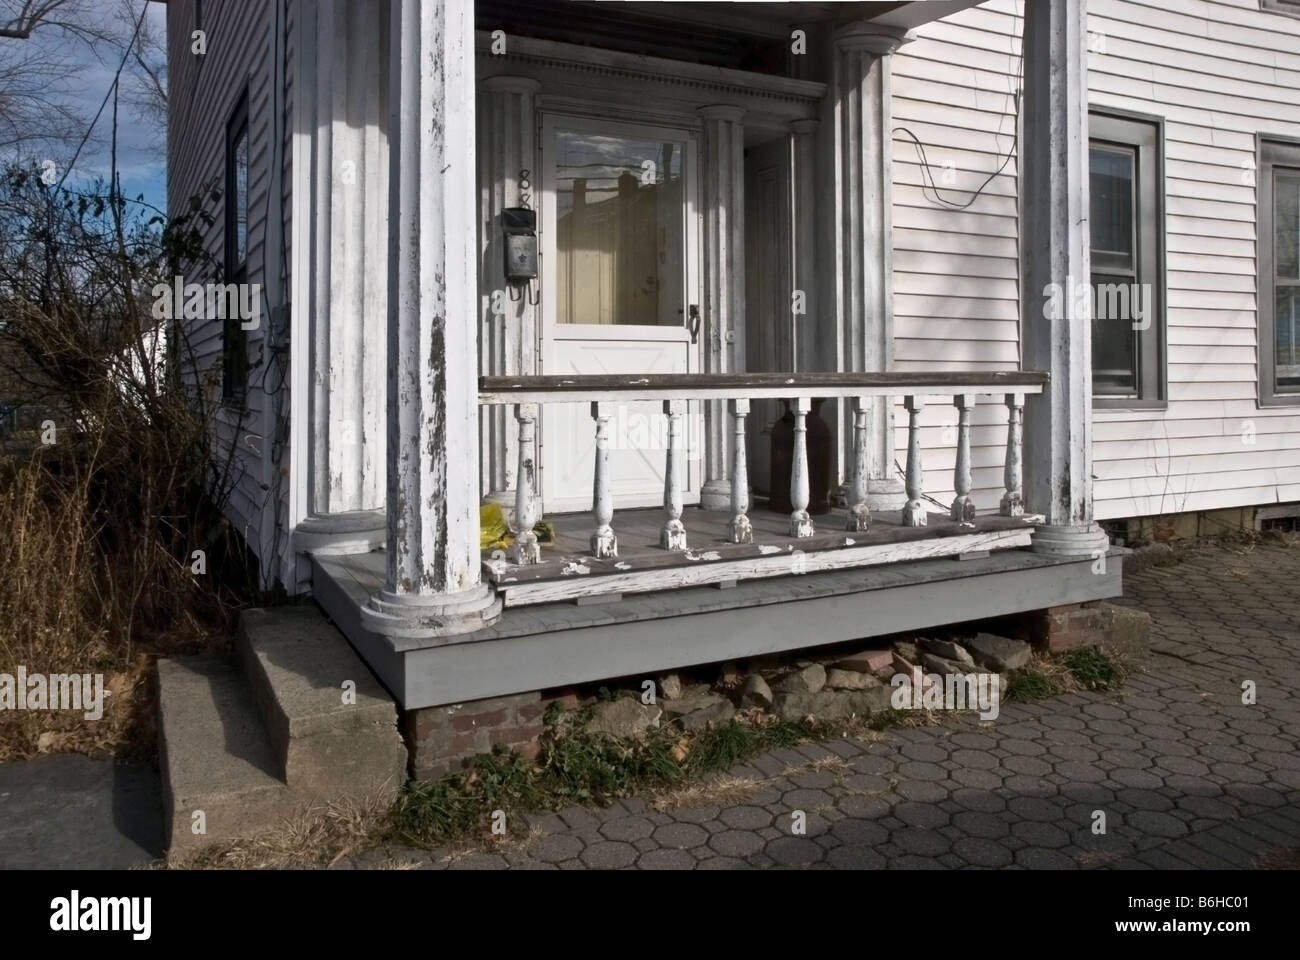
[166,0,282,567]
[895,0,1300,520]
[891,0,1023,509]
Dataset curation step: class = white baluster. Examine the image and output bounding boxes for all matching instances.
[728,398,753,544]
[1000,393,1025,517]
[661,399,687,550]
[789,396,814,538]
[902,394,927,527]
[951,394,976,523]
[847,395,872,531]
[513,402,541,564]
[590,400,617,558]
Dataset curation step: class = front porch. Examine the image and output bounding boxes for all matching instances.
[291,0,1116,714]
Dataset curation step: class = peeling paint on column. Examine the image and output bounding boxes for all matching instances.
[364,0,501,636]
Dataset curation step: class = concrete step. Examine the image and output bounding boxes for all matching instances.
[157,655,297,855]
[236,605,406,800]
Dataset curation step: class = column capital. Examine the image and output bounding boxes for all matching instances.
[696,104,746,122]
[483,75,541,95]
[833,21,912,56]
[790,118,819,136]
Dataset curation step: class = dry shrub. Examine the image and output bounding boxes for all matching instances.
[0,164,251,760]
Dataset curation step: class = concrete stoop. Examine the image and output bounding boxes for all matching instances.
[158,606,407,857]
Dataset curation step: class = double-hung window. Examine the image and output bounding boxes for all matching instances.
[1088,110,1165,407]
[1260,138,1300,405]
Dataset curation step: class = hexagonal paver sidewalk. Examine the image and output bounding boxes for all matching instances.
[363,538,1300,870]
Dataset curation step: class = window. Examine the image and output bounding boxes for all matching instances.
[223,91,249,403]
[553,128,688,327]
[1260,138,1300,405]
[1088,110,1165,407]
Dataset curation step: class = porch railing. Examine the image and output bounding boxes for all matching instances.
[477,372,1048,565]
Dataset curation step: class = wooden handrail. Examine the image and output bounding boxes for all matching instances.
[479,371,1048,404]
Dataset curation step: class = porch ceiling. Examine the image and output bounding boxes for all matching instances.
[474,0,978,78]
[613,2,910,37]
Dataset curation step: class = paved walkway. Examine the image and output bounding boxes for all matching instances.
[0,755,162,869]
[351,537,1300,870]
[2,538,1295,869]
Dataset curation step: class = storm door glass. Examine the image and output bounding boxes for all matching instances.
[554,130,686,327]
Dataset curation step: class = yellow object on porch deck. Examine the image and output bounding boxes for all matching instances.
[479,502,556,551]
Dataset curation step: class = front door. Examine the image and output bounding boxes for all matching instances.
[539,114,703,513]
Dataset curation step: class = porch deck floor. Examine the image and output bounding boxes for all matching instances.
[486,504,1040,591]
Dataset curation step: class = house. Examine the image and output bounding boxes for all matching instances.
[164,0,1299,778]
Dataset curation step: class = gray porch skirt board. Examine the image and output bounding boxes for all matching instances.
[312,548,1123,710]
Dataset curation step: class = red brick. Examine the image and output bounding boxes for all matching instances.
[836,649,893,674]
[445,732,478,754]
[490,723,544,747]
[451,709,508,731]
[546,692,580,712]
[517,702,549,723]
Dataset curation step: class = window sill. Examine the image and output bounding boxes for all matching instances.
[1257,393,1300,408]
[1093,396,1167,411]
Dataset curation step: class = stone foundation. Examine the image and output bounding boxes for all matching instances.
[403,688,579,781]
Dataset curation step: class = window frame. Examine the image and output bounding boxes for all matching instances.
[1088,108,1167,410]
[222,89,250,405]
[1260,0,1300,19]
[1258,135,1300,407]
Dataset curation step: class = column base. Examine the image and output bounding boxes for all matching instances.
[361,582,502,640]
[700,478,732,511]
[295,509,387,557]
[483,487,515,508]
[866,477,906,512]
[1030,522,1111,558]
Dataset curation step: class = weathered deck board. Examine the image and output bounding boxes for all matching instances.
[484,506,1039,584]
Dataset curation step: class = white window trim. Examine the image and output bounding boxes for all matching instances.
[1258,136,1300,407]
[1088,108,1167,410]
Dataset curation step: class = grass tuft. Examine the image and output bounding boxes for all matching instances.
[387,706,824,847]
[1065,646,1124,691]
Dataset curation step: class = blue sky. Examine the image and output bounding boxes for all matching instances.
[5,0,168,219]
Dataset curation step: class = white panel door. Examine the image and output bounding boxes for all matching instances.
[539,114,703,514]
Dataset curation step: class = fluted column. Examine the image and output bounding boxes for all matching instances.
[479,76,540,507]
[363,0,501,638]
[826,23,910,511]
[790,119,818,374]
[697,105,746,511]
[295,0,388,557]
[1021,0,1109,557]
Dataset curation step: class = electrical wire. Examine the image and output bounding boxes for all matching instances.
[54,1,151,194]
[891,0,1024,213]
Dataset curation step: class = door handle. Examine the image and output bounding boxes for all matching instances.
[688,304,700,344]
